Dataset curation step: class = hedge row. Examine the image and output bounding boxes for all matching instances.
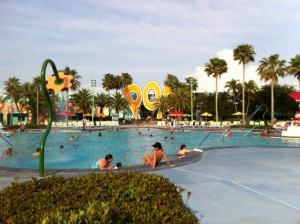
[0,172,199,224]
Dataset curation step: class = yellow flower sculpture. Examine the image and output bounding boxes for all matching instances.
[46,71,74,93]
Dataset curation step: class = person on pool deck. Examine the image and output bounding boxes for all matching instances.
[143,142,175,170]
[98,154,115,171]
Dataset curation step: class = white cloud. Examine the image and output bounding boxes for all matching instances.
[187,49,266,93]
[186,48,299,93]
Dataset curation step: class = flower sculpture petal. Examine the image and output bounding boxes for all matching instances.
[46,71,74,93]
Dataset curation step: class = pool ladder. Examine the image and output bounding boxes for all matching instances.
[0,134,14,148]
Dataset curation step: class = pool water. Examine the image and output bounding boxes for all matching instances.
[0,129,299,169]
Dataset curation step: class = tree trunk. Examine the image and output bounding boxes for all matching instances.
[271,78,275,123]
[233,95,238,113]
[242,63,245,124]
[246,93,250,117]
[215,77,218,122]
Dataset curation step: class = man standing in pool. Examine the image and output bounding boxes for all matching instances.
[143,142,175,170]
[98,154,115,171]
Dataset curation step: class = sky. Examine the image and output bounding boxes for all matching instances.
[1,0,300,95]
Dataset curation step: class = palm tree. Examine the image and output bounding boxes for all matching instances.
[244,80,259,116]
[94,92,110,125]
[20,82,36,122]
[71,88,92,114]
[287,54,300,91]
[33,76,42,125]
[233,44,256,124]
[185,77,198,91]
[95,93,110,114]
[164,74,180,90]
[109,92,129,115]
[119,73,133,91]
[257,54,286,122]
[152,95,172,120]
[62,67,81,126]
[168,87,190,112]
[204,58,228,122]
[225,79,241,113]
[102,73,116,94]
[4,77,22,124]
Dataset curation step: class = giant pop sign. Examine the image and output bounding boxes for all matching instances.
[123,81,172,119]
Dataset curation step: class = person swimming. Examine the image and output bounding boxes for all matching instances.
[70,135,78,140]
[224,129,232,137]
[6,147,13,156]
[177,144,193,155]
[32,148,40,157]
[98,154,115,171]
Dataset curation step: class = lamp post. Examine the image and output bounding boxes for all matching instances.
[91,79,96,125]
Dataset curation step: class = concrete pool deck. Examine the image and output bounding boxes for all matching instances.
[1,146,300,224]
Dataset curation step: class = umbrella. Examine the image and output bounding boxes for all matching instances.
[201,112,213,121]
[288,92,300,101]
[83,113,93,117]
[232,111,245,116]
[201,112,213,117]
[56,111,76,116]
[169,111,186,116]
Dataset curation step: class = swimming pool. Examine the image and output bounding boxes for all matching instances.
[1,128,299,169]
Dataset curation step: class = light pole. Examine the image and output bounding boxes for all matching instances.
[91,79,96,125]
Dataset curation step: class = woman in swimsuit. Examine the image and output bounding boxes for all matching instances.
[143,142,175,170]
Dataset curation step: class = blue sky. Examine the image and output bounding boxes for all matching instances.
[0,0,300,94]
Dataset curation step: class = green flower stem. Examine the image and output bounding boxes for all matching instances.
[39,59,60,177]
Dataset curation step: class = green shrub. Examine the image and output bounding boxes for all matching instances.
[0,172,199,224]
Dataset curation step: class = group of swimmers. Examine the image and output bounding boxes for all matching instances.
[32,145,64,157]
[143,142,203,169]
[31,135,75,157]
[4,130,201,170]
[96,142,203,171]
[95,154,122,171]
